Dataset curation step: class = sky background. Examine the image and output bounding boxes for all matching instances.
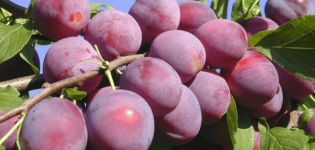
[8,0,303,97]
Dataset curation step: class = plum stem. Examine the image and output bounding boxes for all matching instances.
[94,45,106,63]
[116,69,123,75]
[16,113,26,150]
[0,113,25,146]
[309,95,315,103]
[105,70,116,91]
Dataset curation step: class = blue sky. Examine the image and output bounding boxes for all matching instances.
[9,0,276,96]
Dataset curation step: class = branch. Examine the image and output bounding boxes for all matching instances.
[0,74,45,92]
[0,0,27,18]
[0,54,145,123]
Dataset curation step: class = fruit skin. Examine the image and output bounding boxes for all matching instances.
[245,85,283,119]
[178,1,217,33]
[274,64,315,99]
[0,110,19,149]
[19,97,88,150]
[194,19,248,68]
[85,90,154,150]
[0,50,40,82]
[129,0,180,44]
[221,50,279,107]
[120,57,182,117]
[154,85,202,145]
[84,10,142,61]
[187,68,230,125]
[239,16,279,37]
[32,0,90,41]
[265,0,314,25]
[43,37,102,94]
[149,30,206,83]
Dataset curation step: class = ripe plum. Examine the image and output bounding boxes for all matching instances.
[149,30,206,83]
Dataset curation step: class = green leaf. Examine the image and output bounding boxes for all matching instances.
[210,0,229,19]
[19,40,39,74]
[90,2,115,18]
[305,133,315,150]
[65,88,87,101]
[0,145,5,150]
[26,0,36,18]
[0,8,13,24]
[248,15,315,81]
[261,127,308,150]
[148,141,171,150]
[0,23,32,65]
[196,0,207,4]
[226,96,238,144]
[298,94,315,111]
[232,0,261,22]
[299,109,314,128]
[258,117,269,135]
[0,86,25,111]
[233,106,254,150]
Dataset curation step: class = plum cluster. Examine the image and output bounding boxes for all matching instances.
[1,0,315,150]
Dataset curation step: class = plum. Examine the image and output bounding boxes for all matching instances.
[84,10,142,61]
[149,30,206,83]
[245,85,283,119]
[129,0,180,44]
[178,1,217,33]
[265,0,314,25]
[32,0,90,41]
[43,37,103,94]
[19,97,88,150]
[274,64,315,99]
[221,50,279,107]
[154,85,202,145]
[85,90,154,150]
[239,16,279,37]
[0,110,19,149]
[194,19,247,68]
[187,68,230,125]
[120,57,182,117]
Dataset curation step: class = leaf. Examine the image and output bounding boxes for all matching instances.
[0,8,13,24]
[148,141,171,150]
[232,0,261,22]
[260,127,308,150]
[90,2,115,18]
[65,88,87,101]
[298,94,315,111]
[299,109,314,128]
[248,15,315,81]
[19,40,39,74]
[0,145,5,150]
[0,86,25,111]
[210,0,229,19]
[226,96,238,144]
[26,0,36,18]
[196,0,207,4]
[0,23,32,65]
[233,106,254,150]
[305,133,315,150]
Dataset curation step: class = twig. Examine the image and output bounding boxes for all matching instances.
[0,54,145,123]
